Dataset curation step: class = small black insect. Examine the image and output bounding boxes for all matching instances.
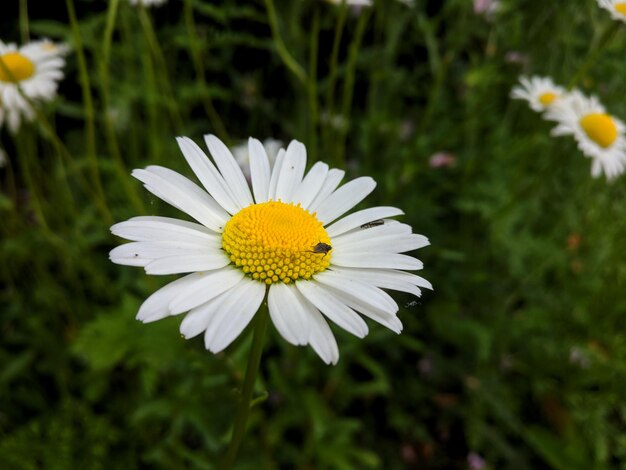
[360,219,384,229]
[309,242,332,256]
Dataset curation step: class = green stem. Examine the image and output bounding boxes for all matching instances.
[137,6,184,133]
[568,22,619,89]
[336,9,371,166]
[98,0,145,213]
[65,0,109,214]
[19,0,29,43]
[221,304,269,470]
[307,7,320,161]
[264,0,308,86]
[183,0,229,141]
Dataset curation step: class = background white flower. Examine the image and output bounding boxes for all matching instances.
[597,0,626,23]
[545,90,626,181]
[110,135,431,364]
[511,76,566,112]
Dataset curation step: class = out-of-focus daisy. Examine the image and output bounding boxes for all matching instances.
[0,39,65,132]
[474,0,500,17]
[129,0,168,6]
[546,90,626,181]
[511,76,566,113]
[110,134,431,365]
[231,138,282,181]
[598,0,626,22]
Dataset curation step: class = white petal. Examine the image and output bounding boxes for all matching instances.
[330,267,432,296]
[274,140,306,203]
[335,233,430,254]
[267,148,286,200]
[322,284,403,334]
[332,221,413,246]
[331,252,423,270]
[111,216,220,243]
[203,280,266,353]
[169,267,245,314]
[132,167,228,232]
[145,253,231,275]
[292,162,329,208]
[314,270,398,314]
[307,169,344,211]
[176,137,240,215]
[249,137,271,203]
[303,297,339,365]
[315,177,376,225]
[296,281,368,338]
[267,283,310,346]
[179,290,231,339]
[325,206,404,238]
[136,274,198,323]
[109,240,212,267]
[204,134,253,209]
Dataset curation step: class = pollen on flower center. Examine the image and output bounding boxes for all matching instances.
[222,201,331,285]
[615,3,626,16]
[580,113,618,148]
[538,92,556,106]
[0,53,35,82]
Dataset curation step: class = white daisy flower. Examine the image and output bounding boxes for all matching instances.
[511,76,566,112]
[231,138,282,181]
[545,90,626,181]
[129,0,168,7]
[598,0,626,23]
[323,0,373,7]
[0,39,65,133]
[110,134,431,365]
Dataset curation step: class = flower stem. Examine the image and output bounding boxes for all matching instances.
[568,22,619,90]
[221,303,269,470]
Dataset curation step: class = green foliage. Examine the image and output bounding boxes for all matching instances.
[2,0,626,468]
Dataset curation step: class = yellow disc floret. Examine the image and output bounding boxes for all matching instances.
[580,113,618,148]
[0,53,35,82]
[539,92,556,106]
[222,201,331,285]
[615,3,626,16]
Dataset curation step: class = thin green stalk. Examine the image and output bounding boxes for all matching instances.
[336,9,371,165]
[16,131,50,232]
[137,6,184,132]
[307,7,320,161]
[325,1,348,119]
[98,0,145,213]
[221,304,269,470]
[65,0,109,216]
[183,0,229,141]
[19,0,29,43]
[264,0,308,86]
[568,22,619,89]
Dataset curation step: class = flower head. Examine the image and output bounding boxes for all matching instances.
[0,39,65,133]
[511,76,566,113]
[110,134,431,364]
[546,90,626,181]
[597,0,626,23]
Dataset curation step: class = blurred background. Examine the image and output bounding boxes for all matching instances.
[2,0,626,468]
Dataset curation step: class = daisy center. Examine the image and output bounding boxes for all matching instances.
[615,3,626,16]
[0,52,35,82]
[580,113,618,148]
[538,92,556,106]
[221,201,331,285]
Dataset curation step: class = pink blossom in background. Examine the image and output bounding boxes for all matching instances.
[429,151,457,169]
[467,452,487,470]
[473,0,500,16]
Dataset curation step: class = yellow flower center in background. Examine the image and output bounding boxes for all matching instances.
[615,3,626,16]
[538,92,556,106]
[222,201,331,285]
[580,113,618,148]
[0,53,35,82]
